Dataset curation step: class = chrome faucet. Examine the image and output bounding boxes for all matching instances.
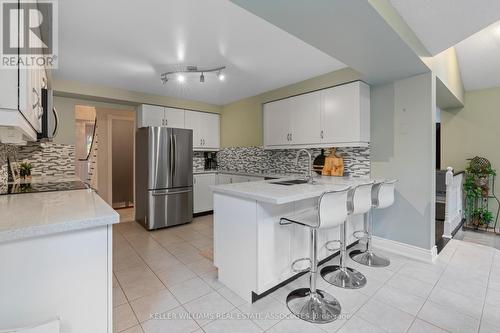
[296,149,315,184]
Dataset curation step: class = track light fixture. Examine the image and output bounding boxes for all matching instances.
[217,71,225,81]
[161,66,225,84]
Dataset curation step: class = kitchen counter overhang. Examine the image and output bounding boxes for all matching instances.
[210,175,373,204]
[212,176,372,303]
[0,188,119,243]
[0,188,118,331]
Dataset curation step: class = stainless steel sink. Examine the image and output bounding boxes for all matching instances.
[270,179,309,186]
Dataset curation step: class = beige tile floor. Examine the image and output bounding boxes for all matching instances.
[113,214,500,333]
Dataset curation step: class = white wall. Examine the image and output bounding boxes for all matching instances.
[371,72,436,250]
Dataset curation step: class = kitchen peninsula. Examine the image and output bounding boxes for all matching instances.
[0,187,119,332]
[212,176,372,303]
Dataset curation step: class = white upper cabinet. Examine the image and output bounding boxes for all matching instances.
[321,81,370,145]
[201,112,220,149]
[0,65,46,144]
[138,104,220,151]
[137,104,185,128]
[185,110,203,146]
[0,0,48,144]
[263,98,292,147]
[290,91,322,145]
[164,107,185,128]
[185,111,220,150]
[137,104,164,127]
[263,81,370,149]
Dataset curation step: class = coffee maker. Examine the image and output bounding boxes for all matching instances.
[204,152,217,170]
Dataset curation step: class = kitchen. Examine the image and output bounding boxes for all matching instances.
[2,1,500,333]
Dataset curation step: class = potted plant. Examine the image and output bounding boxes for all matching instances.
[470,208,494,227]
[19,161,33,181]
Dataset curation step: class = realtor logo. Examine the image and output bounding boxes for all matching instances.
[1,0,58,68]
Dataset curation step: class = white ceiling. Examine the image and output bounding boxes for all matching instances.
[389,0,500,56]
[455,21,500,91]
[231,0,429,85]
[54,0,346,105]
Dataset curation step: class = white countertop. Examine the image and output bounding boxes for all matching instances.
[0,188,119,243]
[211,176,374,204]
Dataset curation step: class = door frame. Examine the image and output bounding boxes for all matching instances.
[107,115,136,208]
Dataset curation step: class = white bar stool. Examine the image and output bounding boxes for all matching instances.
[320,182,373,289]
[350,179,397,267]
[279,187,350,324]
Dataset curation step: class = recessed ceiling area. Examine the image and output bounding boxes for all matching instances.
[455,20,500,91]
[389,0,500,55]
[54,0,346,105]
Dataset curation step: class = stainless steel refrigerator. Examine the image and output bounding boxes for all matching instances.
[135,127,193,230]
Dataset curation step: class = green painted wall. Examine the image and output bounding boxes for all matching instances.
[53,79,222,114]
[54,68,363,148]
[442,87,500,187]
[220,67,362,147]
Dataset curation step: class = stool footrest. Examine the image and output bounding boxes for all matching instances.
[325,240,341,252]
[291,257,312,273]
[353,230,368,240]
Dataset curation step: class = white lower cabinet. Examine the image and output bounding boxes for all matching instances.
[194,173,264,213]
[194,173,216,213]
[0,225,112,332]
[217,174,264,185]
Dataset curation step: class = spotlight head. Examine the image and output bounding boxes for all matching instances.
[200,73,205,83]
[177,74,185,83]
[218,72,225,81]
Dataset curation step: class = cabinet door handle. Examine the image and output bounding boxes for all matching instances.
[290,133,292,141]
[320,130,324,139]
[165,118,168,126]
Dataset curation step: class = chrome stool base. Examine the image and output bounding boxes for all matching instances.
[286,288,341,324]
[320,266,367,289]
[349,250,390,267]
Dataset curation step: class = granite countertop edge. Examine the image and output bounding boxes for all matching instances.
[0,189,119,244]
[193,169,303,178]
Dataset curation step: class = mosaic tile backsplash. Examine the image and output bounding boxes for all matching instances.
[0,142,76,183]
[217,146,370,177]
[193,151,206,171]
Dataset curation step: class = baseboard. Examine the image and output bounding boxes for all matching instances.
[194,210,213,218]
[251,241,359,303]
[372,236,438,263]
[443,215,463,238]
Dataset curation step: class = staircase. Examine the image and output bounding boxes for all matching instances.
[87,124,98,190]
[78,117,98,191]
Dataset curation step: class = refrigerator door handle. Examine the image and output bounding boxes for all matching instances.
[173,134,177,178]
[152,188,191,196]
[169,133,174,180]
